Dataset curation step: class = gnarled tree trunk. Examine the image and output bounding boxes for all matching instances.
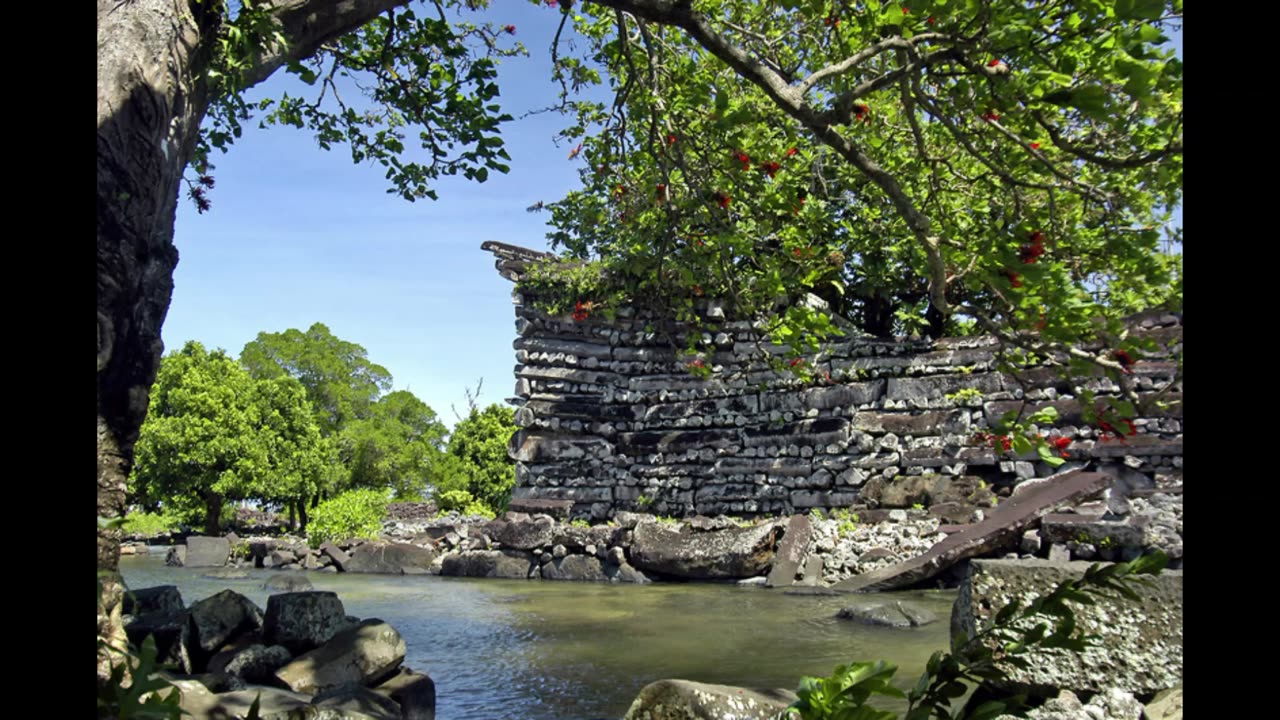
[97,0,219,678]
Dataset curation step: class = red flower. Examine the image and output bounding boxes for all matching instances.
[1005,270,1022,288]
[573,301,590,322]
[546,0,558,7]
[1052,436,1071,451]
[853,104,869,121]
[760,161,781,178]
[656,183,667,203]
[824,16,839,27]
[736,151,751,170]
[568,143,583,159]
[982,110,1001,122]
[902,7,910,14]
[1028,231,1044,244]
[792,247,804,258]
[1122,418,1137,436]
[987,58,1003,67]
[1030,142,1041,149]
[789,358,804,368]
[1019,234,1045,264]
[686,359,705,370]
[614,184,627,196]
[692,284,704,296]
[927,16,936,25]
[787,146,798,157]
[1112,349,1135,371]
[666,134,677,145]
[503,24,516,35]
[715,192,731,209]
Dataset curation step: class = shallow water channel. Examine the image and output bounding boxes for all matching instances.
[121,554,956,720]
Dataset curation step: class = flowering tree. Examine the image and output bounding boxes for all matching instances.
[536,0,1181,365]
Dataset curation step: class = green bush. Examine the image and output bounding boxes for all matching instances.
[121,510,180,537]
[306,488,389,548]
[435,489,496,519]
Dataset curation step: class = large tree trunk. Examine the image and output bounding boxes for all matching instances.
[97,0,218,678]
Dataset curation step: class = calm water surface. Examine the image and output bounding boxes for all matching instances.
[121,554,955,720]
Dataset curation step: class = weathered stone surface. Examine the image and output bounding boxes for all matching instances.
[124,585,184,616]
[184,536,231,568]
[203,687,313,719]
[606,562,654,584]
[373,668,437,720]
[267,549,297,568]
[486,516,557,550]
[622,679,798,720]
[218,644,293,683]
[188,589,265,655]
[630,520,783,579]
[275,619,407,695]
[765,515,813,588]
[344,542,436,575]
[833,470,1110,592]
[1039,514,1146,548]
[124,610,192,673]
[165,545,187,567]
[541,555,610,581]
[264,574,314,592]
[313,684,403,719]
[1143,686,1182,720]
[836,601,937,628]
[440,550,537,579]
[264,591,349,654]
[507,497,574,520]
[954,558,1182,697]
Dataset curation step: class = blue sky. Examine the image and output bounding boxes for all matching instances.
[162,5,1182,427]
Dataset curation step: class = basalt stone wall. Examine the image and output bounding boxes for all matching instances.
[487,246,1183,521]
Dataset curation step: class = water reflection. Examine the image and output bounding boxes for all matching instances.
[121,555,955,719]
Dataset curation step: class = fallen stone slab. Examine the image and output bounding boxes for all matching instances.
[953,558,1182,697]
[1039,514,1147,549]
[274,619,407,695]
[184,536,231,568]
[765,515,813,588]
[541,555,610,581]
[630,520,783,579]
[440,550,537,579]
[485,515,557,550]
[343,542,436,575]
[622,679,798,720]
[319,542,350,571]
[833,470,1110,592]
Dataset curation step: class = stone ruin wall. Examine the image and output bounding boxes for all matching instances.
[485,244,1183,521]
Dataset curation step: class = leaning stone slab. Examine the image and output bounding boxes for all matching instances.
[319,541,350,571]
[188,589,265,656]
[622,679,798,720]
[766,515,813,588]
[507,497,574,520]
[184,536,231,568]
[343,541,436,575]
[630,520,783,579]
[953,558,1182,697]
[274,619,407,695]
[833,470,1110,592]
[264,591,349,654]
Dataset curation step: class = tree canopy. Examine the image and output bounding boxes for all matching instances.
[433,403,518,512]
[527,0,1181,373]
[130,341,331,534]
[342,389,450,499]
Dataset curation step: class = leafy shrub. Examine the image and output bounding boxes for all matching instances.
[306,488,389,548]
[783,552,1169,720]
[121,510,180,537]
[435,489,496,519]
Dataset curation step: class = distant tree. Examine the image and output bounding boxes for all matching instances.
[341,390,449,500]
[440,404,518,512]
[132,341,329,534]
[241,322,393,436]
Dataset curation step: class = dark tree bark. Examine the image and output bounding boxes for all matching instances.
[97,0,413,678]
